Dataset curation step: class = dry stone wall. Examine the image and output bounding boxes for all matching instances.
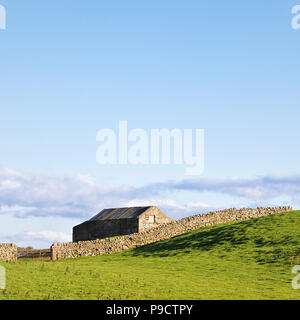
[53,206,293,260]
[0,244,17,261]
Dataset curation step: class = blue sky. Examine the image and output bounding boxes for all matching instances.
[0,1,300,248]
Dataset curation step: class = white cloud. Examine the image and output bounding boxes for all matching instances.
[187,202,210,208]
[125,198,186,210]
[23,231,72,243]
[0,180,22,190]
[2,168,27,180]
[3,230,72,245]
[123,198,213,219]
[157,176,300,201]
[0,168,298,221]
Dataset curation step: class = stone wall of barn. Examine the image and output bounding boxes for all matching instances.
[138,206,174,232]
[54,206,293,260]
[0,244,17,261]
[73,218,139,242]
[73,206,174,242]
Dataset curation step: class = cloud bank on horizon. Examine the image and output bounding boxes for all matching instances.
[0,168,298,222]
[3,230,72,245]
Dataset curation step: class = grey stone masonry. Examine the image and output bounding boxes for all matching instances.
[0,244,17,261]
[73,206,174,242]
[54,206,293,260]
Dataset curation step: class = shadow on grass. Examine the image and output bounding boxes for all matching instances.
[127,220,252,257]
[124,214,300,265]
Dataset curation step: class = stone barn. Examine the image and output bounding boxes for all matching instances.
[73,206,174,242]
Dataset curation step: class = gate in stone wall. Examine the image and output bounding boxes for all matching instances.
[17,248,52,260]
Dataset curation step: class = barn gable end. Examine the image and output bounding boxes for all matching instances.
[138,207,174,232]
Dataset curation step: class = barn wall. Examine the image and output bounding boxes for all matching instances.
[73,219,139,242]
[138,207,174,232]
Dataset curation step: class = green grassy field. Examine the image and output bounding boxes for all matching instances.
[1,210,300,300]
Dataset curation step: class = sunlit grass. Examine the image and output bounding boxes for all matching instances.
[1,211,300,300]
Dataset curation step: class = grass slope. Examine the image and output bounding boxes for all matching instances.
[1,210,300,300]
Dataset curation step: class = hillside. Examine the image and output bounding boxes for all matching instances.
[1,210,300,300]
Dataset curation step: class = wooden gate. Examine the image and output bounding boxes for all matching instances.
[17,248,52,259]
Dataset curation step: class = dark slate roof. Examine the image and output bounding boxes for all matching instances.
[89,206,152,221]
